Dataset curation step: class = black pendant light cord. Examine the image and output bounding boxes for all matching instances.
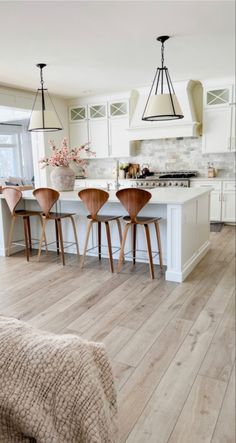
[161,40,164,93]
[37,63,46,113]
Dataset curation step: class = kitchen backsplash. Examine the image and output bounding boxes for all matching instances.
[83,137,235,179]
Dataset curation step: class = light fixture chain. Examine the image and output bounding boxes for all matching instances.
[40,66,44,89]
[161,41,165,68]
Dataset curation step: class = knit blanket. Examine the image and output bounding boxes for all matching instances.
[0,316,118,443]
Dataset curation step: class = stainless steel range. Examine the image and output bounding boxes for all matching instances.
[133,171,198,188]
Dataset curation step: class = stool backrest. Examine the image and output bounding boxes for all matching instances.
[2,187,22,215]
[78,188,109,220]
[116,188,152,222]
[33,188,59,216]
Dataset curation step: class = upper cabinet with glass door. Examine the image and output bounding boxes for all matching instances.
[108,100,130,157]
[203,82,235,153]
[69,98,131,159]
[205,86,232,108]
[69,105,90,158]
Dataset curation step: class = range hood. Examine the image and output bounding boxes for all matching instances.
[128,80,203,140]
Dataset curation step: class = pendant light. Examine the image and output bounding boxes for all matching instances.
[28,63,63,132]
[142,36,184,121]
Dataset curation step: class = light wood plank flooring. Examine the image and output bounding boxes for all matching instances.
[0,225,235,443]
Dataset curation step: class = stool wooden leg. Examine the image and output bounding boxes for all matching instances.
[38,218,47,261]
[105,221,114,273]
[7,215,16,257]
[116,218,124,264]
[57,219,65,266]
[116,218,122,247]
[144,224,154,279]
[81,220,93,269]
[26,216,32,251]
[132,224,137,265]
[69,215,80,257]
[39,216,48,255]
[154,221,163,270]
[98,221,101,260]
[55,219,60,255]
[118,223,131,273]
[23,217,30,262]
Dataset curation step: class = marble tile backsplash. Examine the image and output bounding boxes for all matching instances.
[83,137,235,179]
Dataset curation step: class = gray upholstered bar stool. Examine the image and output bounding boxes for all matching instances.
[33,188,79,266]
[2,187,45,261]
[78,188,122,273]
[116,188,163,279]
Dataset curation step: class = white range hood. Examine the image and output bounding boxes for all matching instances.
[128,80,203,140]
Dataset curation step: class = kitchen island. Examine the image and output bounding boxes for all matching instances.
[0,187,211,282]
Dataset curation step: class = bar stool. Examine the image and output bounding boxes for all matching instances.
[116,188,163,279]
[33,188,79,266]
[2,187,45,262]
[78,188,122,273]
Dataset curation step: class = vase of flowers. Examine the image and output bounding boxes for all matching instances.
[39,138,95,191]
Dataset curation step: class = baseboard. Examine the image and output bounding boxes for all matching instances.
[165,240,210,283]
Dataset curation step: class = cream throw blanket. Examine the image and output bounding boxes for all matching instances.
[0,316,117,443]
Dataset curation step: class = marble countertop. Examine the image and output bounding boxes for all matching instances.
[0,187,211,206]
[190,177,235,181]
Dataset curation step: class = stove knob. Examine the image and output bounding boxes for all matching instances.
[152,182,156,186]
[140,182,143,186]
[175,182,178,186]
[163,182,166,186]
[145,182,149,187]
[180,183,184,186]
[168,182,172,186]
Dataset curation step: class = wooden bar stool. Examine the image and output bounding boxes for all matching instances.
[33,188,79,266]
[2,187,45,262]
[78,188,122,273]
[116,188,163,279]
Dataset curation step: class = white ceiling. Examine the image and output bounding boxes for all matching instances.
[0,1,235,99]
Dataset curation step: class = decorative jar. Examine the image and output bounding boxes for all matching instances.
[50,166,75,191]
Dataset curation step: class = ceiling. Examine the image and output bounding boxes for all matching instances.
[0,1,235,99]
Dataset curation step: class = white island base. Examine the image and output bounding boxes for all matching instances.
[0,188,211,283]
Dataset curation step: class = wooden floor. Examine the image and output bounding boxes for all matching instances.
[0,225,235,443]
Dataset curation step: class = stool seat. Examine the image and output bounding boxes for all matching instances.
[43,212,76,220]
[123,215,162,225]
[88,214,121,223]
[15,209,42,217]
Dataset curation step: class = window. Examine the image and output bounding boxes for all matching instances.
[0,130,23,178]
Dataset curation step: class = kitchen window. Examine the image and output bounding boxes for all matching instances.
[0,131,22,178]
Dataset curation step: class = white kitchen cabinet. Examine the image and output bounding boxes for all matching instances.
[202,107,232,153]
[229,104,235,151]
[108,100,129,157]
[222,192,236,222]
[191,179,236,223]
[69,105,91,158]
[69,99,130,159]
[88,103,109,158]
[210,192,222,221]
[69,104,109,158]
[88,118,109,158]
[202,83,235,154]
[190,180,221,221]
[222,181,236,222]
